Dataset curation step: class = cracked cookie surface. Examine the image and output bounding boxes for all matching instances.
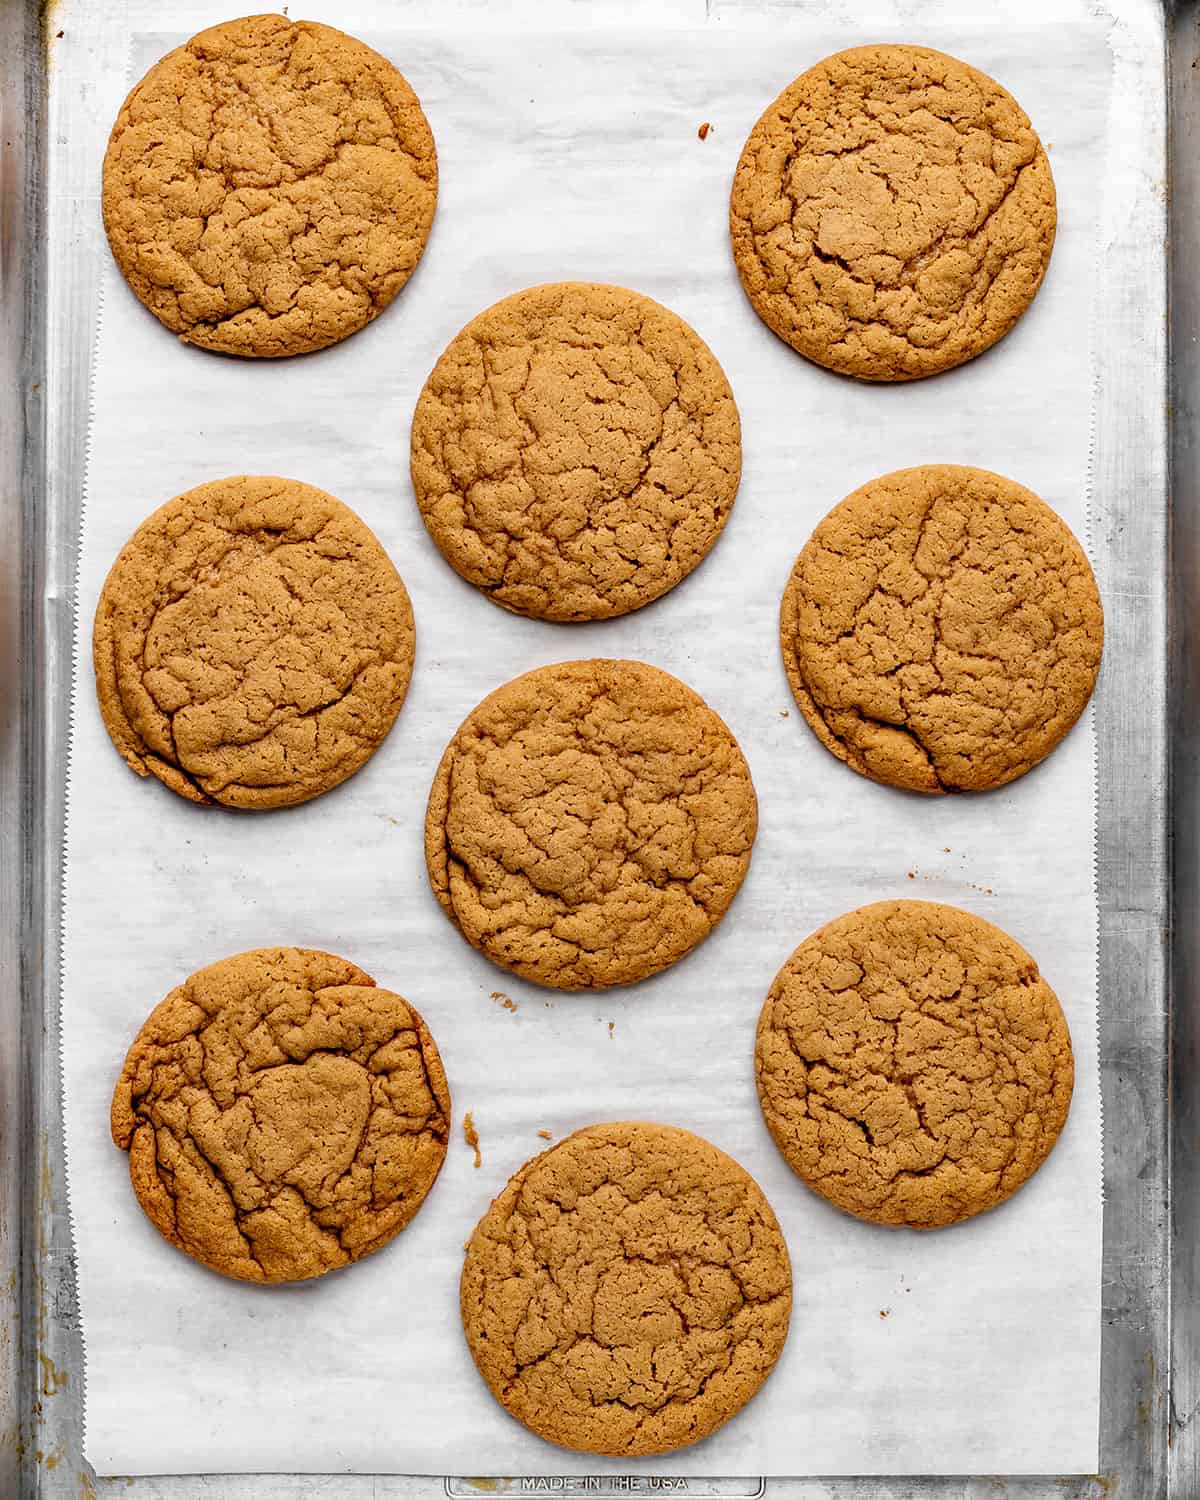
[780,465,1102,793]
[730,45,1056,381]
[755,901,1073,1228]
[102,15,437,357]
[111,947,451,1283]
[425,659,757,990]
[461,1121,792,1456]
[411,283,741,621]
[93,474,415,809]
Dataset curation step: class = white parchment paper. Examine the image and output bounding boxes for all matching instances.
[64,16,1110,1478]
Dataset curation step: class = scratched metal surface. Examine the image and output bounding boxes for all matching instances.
[1169,4,1200,1499]
[1,2,40,1499]
[9,0,1171,1496]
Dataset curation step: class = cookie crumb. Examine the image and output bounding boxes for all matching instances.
[907,871,916,880]
[879,1308,891,1319]
[944,847,951,854]
[608,1021,615,1039]
[490,991,518,1013]
[698,122,712,140]
[537,1130,554,1140]
[779,709,789,717]
[464,1112,481,1169]
[56,30,64,38]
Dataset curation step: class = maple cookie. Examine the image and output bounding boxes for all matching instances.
[730,45,1056,381]
[461,1121,792,1456]
[93,475,415,809]
[755,901,1074,1229]
[425,659,757,989]
[410,283,741,621]
[111,948,451,1283]
[780,465,1103,793]
[102,15,437,357]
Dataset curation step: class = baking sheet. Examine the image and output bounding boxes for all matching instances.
[62,18,1109,1479]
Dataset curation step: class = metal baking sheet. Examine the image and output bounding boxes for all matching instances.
[3,0,1174,1495]
[70,13,1107,1481]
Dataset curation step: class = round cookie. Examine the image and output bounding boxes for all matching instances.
[425,659,757,989]
[111,947,451,1283]
[102,15,437,357]
[461,1121,792,1456]
[410,283,741,621]
[780,465,1103,793]
[93,474,415,809]
[730,45,1056,381]
[755,901,1074,1229]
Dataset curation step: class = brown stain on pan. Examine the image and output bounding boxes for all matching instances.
[38,1353,67,1397]
[39,0,65,55]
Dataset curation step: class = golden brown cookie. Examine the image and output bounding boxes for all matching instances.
[425,659,757,989]
[780,465,1102,793]
[730,45,1056,381]
[111,947,451,1283]
[93,475,415,809]
[410,283,741,621]
[756,901,1074,1228]
[102,15,437,357]
[461,1121,792,1455]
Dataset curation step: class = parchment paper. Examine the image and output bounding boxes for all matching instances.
[63,16,1110,1478]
